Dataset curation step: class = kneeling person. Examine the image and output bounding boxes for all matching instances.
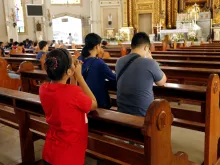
[116,32,167,117]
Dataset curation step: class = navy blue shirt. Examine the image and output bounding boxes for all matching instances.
[36,51,46,59]
[78,56,116,108]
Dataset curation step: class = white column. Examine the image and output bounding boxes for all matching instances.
[3,0,18,41]
[44,0,53,41]
[90,0,101,35]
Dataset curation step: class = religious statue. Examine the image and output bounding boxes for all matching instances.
[36,21,42,31]
[108,13,113,27]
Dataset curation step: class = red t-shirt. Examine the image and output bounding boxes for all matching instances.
[39,83,92,165]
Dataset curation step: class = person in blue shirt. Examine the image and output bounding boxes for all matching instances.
[36,41,48,59]
[78,33,116,109]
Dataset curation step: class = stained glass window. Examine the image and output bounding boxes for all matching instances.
[14,0,25,33]
[51,0,81,4]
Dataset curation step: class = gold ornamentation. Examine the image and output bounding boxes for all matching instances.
[167,0,172,28]
[128,0,133,27]
[123,0,128,27]
[137,4,153,10]
[172,0,178,28]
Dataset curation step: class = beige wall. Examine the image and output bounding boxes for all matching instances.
[0,0,90,42]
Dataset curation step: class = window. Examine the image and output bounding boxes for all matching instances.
[14,0,25,33]
[51,0,81,5]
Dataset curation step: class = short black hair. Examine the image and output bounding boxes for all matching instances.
[39,40,48,50]
[19,42,24,46]
[102,40,108,46]
[82,33,102,58]
[34,41,38,47]
[131,32,150,49]
[13,42,18,46]
[0,42,3,47]
[45,48,72,81]
[69,33,71,35]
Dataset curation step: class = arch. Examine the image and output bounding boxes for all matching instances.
[52,15,83,43]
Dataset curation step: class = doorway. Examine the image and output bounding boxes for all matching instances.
[52,16,83,44]
[139,13,152,35]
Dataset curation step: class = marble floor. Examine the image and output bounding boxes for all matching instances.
[0,121,204,165]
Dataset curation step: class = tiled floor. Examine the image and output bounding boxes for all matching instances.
[0,123,97,165]
[0,117,204,165]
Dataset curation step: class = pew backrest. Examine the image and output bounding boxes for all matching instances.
[0,58,20,90]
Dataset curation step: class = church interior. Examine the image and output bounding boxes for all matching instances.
[1,0,220,165]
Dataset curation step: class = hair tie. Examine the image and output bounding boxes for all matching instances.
[52,57,58,70]
[45,57,58,70]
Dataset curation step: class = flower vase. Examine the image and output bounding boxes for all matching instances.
[191,41,194,46]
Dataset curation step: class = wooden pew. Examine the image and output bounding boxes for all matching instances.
[1,55,46,71]
[0,88,194,165]
[152,51,220,55]
[6,61,220,164]
[156,60,220,69]
[9,53,36,58]
[104,55,220,64]
[167,48,220,52]
[152,54,220,61]
[0,58,20,90]
[18,68,211,131]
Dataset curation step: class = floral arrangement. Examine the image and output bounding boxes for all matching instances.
[187,31,198,41]
[119,32,128,41]
[171,33,184,42]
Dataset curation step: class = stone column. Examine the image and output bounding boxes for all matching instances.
[123,0,128,27]
[166,0,172,28]
[3,0,18,41]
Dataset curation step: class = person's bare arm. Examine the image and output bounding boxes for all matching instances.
[155,73,167,86]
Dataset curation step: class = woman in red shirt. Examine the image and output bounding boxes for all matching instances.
[40,48,97,165]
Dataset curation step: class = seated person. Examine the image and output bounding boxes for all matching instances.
[40,48,97,165]
[0,42,5,57]
[78,33,116,109]
[36,40,48,59]
[24,39,31,49]
[18,42,25,53]
[101,40,108,49]
[12,42,18,50]
[28,41,34,49]
[116,32,167,117]
[50,40,56,47]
